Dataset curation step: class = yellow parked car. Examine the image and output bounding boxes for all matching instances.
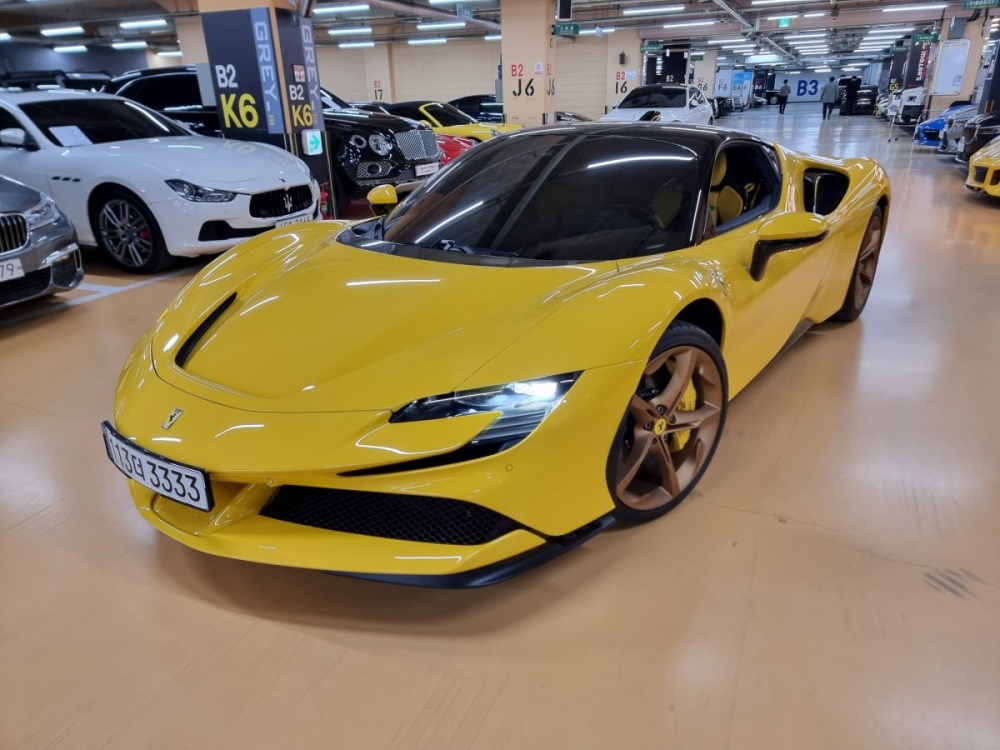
[966,136,1000,198]
[384,100,522,142]
[103,123,890,587]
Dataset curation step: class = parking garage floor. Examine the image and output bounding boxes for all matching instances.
[2,104,999,750]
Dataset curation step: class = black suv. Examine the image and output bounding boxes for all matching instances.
[961,112,1000,161]
[0,69,112,91]
[104,66,441,213]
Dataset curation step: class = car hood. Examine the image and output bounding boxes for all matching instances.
[73,136,311,186]
[323,107,424,132]
[0,174,43,211]
[599,109,682,123]
[152,226,621,412]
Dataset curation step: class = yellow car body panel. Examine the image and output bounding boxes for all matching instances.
[966,139,1000,198]
[417,104,523,141]
[109,135,889,584]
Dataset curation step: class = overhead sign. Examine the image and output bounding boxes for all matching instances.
[913,33,940,43]
[641,42,663,53]
[963,0,1000,8]
[778,17,792,28]
[203,8,285,135]
[552,23,580,36]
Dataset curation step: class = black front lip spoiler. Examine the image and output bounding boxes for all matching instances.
[326,513,616,588]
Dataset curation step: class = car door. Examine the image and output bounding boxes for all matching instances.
[698,141,831,392]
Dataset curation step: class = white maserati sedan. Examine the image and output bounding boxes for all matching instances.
[0,90,318,272]
[600,84,715,126]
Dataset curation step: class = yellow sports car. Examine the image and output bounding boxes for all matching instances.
[383,100,522,142]
[103,123,890,587]
[966,136,1000,198]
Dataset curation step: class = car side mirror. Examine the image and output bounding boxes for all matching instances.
[689,100,699,108]
[367,184,398,217]
[750,213,829,281]
[0,128,35,150]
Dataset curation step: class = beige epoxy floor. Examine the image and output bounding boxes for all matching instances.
[2,105,1000,750]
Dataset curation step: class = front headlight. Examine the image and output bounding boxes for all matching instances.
[392,373,579,447]
[368,133,392,156]
[165,179,236,203]
[24,194,58,229]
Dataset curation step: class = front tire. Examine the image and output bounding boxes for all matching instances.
[831,206,883,322]
[91,188,172,273]
[609,322,728,523]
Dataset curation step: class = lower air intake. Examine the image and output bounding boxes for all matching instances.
[260,486,520,546]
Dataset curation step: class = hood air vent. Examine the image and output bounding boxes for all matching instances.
[175,293,237,368]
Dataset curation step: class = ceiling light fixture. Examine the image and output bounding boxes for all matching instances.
[416,21,466,30]
[0,32,11,42]
[708,37,746,44]
[313,3,369,14]
[41,26,85,37]
[112,40,148,49]
[483,34,501,41]
[803,11,827,17]
[327,26,372,35]
[766,14,800,20]
[579,27,616,35]
[622,4,685,15]
[882,3,946,11]
[119,19,167,30]
[157,50,182,57]
[751,0,822,5]
[53,44,87,52]
[408,37,447,44]
[662,20,716,28]
[338,41,374,48]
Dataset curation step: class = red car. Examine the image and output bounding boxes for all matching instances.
[436,133,476,165]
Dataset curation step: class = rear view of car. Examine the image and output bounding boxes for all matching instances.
[0,176,82,308]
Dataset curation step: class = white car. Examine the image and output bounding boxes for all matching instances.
[0,90,319,272]
[600,84,715,126]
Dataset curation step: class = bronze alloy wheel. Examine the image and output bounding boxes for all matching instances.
[92,188,172,274]
[832,206,883,322]
[610,322,728,522]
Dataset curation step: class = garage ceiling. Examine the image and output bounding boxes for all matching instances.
[0,0,996,69]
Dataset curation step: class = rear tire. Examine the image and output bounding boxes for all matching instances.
[831,207,883,322]
[91,188,172,274]
[608,322,728,523]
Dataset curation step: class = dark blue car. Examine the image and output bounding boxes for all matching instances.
[914,105,976,147]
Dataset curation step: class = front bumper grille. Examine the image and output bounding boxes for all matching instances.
[248,185,312,219]
[923,129,939,139]
[991,171,1000,187]
[260,486,520,546]
[51,252,80,287]
[0,267,50,306]
[356,161,394,180]
[973,166,988,183]
[356,166,416,188]
[395,129,439,161]
[0,213,28,254]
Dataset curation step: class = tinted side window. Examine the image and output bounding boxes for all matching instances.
[123,75,201,110]
[388,106,425,121]
[0,107,22,133]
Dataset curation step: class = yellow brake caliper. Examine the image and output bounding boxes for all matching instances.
[670,381,698,452]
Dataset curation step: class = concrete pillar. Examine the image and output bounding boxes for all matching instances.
[175,15,209,64]
[605,29,641,114]
[500,0,556,127]
[363,44,396,103]
[692,49,718,101]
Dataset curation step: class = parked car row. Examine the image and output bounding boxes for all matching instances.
[910,100,1000,201]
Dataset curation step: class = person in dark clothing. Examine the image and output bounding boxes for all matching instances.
[777,79,791,114]
[844,76,861,115]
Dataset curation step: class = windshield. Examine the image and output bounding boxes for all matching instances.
[320,87,350,110]
[20,98,188,146]
[369,132,703,263]
[620,88,688,109]
[424,102,478,127]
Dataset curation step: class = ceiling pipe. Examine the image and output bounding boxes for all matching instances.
[710,0,797,61]
[364,0,501,31]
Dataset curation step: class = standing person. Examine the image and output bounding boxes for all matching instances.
[820,76,839,120]
[777,79,791,114]
[844,76,861,115]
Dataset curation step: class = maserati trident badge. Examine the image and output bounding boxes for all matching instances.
[161,408,184,430]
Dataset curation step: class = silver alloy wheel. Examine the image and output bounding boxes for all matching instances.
[98,198,154,269]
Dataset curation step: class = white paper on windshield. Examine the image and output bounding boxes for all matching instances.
[49,126,92,147]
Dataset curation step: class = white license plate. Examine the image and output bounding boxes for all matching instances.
[275,213,311,228]
[416,162,440,177]
[102,421,213,511]
[0,258,25,282]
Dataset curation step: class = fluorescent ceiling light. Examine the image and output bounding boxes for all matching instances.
[314,3,369,13]
[339,41,374,48]
[752,0,822,5]
[883,3,946,11]
[0,33,11,42]
[814,67,832,72]
[766,14,799,20]
[112,40,148,49]
[327,26,372,35]
[579,27,616,35]
[119,19,167,30]
[416,21,465,30]
[708,37,746,44]
[408,37,447,44]
[785,69,802,73]
[842,66,861,71]
[784,33,828,39]
[483,34,501,41]
[53,45,87,52]
[429,0,493,3]
[41,25,84,36]
[622,4,684,15]
[865,29,913,36]
[662,20,716,28]
[803,11,827,17]
[157,50,182,57]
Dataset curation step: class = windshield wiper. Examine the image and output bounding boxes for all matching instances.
[431,239,516,257]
